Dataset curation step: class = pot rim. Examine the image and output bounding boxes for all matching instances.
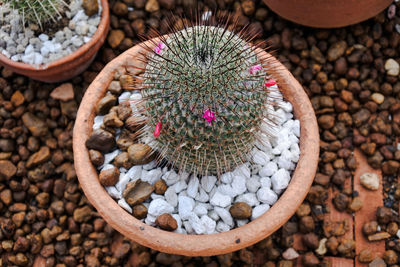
[0,0,109,72]
[73,38,319,257]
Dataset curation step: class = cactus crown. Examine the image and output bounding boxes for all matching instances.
[130,16,282,176]
[3,0,67,29]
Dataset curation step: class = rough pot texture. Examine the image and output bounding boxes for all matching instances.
[73,38,319,256]
[0,0,110,83]
[263,0,392,28]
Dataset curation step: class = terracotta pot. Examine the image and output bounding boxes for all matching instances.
[0,0,109,83]
[73,38,319,256]
[263,0,392,28]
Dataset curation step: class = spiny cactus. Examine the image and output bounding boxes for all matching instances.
[131,18,282,176]
[3,0,67,28]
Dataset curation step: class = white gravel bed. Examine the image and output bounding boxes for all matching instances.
[95,84,301,235]
[0,0,101,65]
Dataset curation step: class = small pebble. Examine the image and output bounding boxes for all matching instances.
[155,213,178,231]
[360,172,379,191]
[229,202,252,219]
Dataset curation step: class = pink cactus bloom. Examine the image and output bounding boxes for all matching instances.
[249,64,262,75]
[154,121,162,138]
[202,109,215,125]
[264,79,277,87]
[154,42,166,54]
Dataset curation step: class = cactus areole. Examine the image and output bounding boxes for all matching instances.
[133,24,282,176]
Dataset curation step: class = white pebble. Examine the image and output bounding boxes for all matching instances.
[252,149,270,165]
[24,44,34,55]
[260,177,272,188]
[142,168,162,185]
[246,176,261,193]
[72,37,83,47]
[271,169,290,191]
[165,187,178,207]
[257,188,278,205]
[172,214,183,233]
[103,149,120,166]
[106,186,121,199]
[236,219,249,227]
[118,91,131,103]
[189,214,205,234]
[145,214,156,226]
[100,164,114,171]
[293,120,300,137]
[193,204,208,216]
[124,165,142,181]
[215,207,234,227]
[178,196,195,220]
[233,164,251,178]
[208,210,219,221]
[40,46,50,57]
[201,175,217,193]
[142,160,157,170]
[396,229,400,239]
[280,101,293,113]
[251,204,270,220]
[210,191,232,208]
[21,53,34,64]
[201,215,216,234]
[277,154,295,170]
[187,175,199,198]
[195,188,209,202]
[217,184,237,198]
[162,170,180,186]
[150,193,164,199]
[115,172,130,192]
[173,180,187,193]
[148,199,174,217]
[259,161,278,177]
[220,172,233,184]
[216,221,230,232]
[93,115,104,130]
[118,198,132,213]
[38,33,49,42]
[33,53,43,65]
[183,221,194,234]
[235,193,260,207]
[231,175,247,195]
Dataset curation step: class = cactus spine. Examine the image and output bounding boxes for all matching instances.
[3,0,67,28]
[132,20,282,176]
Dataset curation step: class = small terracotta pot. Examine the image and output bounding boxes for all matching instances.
[0,0,109,83]
[73,39,319,256]
[263,0,392,28]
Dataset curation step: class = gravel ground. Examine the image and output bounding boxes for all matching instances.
[1,0,400,266]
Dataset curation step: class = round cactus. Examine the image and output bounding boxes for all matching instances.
[3,0,67,28]
[132,22,282,176]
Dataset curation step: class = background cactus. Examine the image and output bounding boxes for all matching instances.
[132,19,282,176]
[2,0,67,29]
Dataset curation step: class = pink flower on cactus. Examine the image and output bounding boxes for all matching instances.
[202,109,215,125]
[249,64,262,75]
[264,79,277,87]
[154,42,166,54]
[154,121,162,138]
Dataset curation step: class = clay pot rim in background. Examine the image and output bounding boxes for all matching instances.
[73,38,319,257]
[0,0,109,82]
[263,0,392,28]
